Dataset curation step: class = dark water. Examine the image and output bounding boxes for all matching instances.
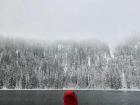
[0,90,140,105]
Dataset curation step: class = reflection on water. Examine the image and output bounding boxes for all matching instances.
[0,90,140,105]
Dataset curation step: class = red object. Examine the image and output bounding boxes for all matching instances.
[64,90,78,105]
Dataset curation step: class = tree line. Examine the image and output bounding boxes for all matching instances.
[0,36,140,89]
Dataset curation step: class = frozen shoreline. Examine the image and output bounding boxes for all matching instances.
[1,88,140,91]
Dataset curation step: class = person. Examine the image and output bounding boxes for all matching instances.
[64,90,78,105]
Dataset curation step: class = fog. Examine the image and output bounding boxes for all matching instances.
[0,0,140,46]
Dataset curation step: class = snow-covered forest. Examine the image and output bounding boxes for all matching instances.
[0,36,140,89]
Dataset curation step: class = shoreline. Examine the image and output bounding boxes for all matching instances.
[0,88,140,91]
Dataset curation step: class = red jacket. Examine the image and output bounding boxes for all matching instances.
[64,90,78,105]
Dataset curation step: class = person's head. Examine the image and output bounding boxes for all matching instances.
[64,90,78,105]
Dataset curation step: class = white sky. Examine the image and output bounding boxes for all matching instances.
[0,0,140,46]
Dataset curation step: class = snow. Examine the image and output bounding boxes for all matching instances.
[134,42,140,49]
[1,36,140,90]
[110,49,114,58]
[64,64,67,73]
[134,44,138,49]
[58,44,62,50]
[1,88,140,91]
[122,72,127,89]
[87,56,91,66]
[2,86,8,90]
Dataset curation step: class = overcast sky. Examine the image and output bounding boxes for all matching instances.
[0,0,140,46]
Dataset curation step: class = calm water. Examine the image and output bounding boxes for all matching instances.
[0,90,140,105]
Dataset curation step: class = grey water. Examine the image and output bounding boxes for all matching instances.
[0,90,140,105]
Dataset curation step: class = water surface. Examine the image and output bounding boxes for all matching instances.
[0,90,140,105]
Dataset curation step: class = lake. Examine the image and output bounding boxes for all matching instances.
[0,90,140,105]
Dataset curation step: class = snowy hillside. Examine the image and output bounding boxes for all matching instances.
[0,36,140,89]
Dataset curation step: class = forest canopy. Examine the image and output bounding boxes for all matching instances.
[0,36,140,89]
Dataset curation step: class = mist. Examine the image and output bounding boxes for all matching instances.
[0,0,140,47]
